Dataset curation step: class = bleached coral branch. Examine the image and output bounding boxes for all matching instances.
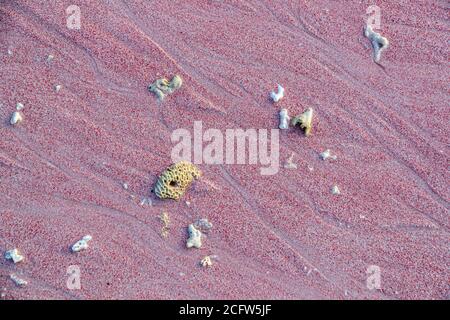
[270,84,284,102]
[364,25,389,63]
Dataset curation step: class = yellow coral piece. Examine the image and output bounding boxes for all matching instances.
[291,108,314,136]
[154,161,201,200]
[148,75,183,100]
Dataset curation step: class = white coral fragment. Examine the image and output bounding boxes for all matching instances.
[71,235,92,253]
[364,25,389,63]
[186,224,202,249]
[10,274,27,287]
[270,84,284,102]
[279,108,290,130]
[5,249,24,264]
[320,149,337,161]
[331,185,341,195]
[10,111,23,125]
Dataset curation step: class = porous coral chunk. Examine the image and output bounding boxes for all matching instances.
[154,161,201,200]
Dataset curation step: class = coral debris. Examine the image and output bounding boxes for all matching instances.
[154,161,201,200]
[10,274,27,287]
[71,235,93,253]
[5,249,24,264]
[186,224,202,249]
[148,75,183,100]
[279,108,290,130]
[10,111,23,126]
[364,25,389,63]
[270,84,284,102]
[200,256,212,267]
[291,108,314,136]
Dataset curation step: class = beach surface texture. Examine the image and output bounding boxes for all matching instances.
[0,1,448,299]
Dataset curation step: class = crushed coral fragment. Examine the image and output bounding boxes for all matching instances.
[270,84,284,102]
[283,153,297,169]
[331,185,341,195]
[71,235,92,253]
[10,111,23,126]
[5,249,24,264]
[54,84,62,92]
[16,103,24,111]
[292,108,314,136]
[10,274,27,287]
[154,161,201,200]
[139,197,152,206]
[194,218,213,233]
[320,149,337,161]
[364,25,389,63]
[186,224,202,249]
[159,212,170,238]
[279,108,290,130]
[148,75,183,101]
[47,54,54,62]
[200,256,212,267]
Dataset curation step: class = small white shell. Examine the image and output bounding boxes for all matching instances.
[16,103,24,111]
[54,85,62,92]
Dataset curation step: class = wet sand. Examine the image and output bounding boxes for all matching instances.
[0,1,448,299]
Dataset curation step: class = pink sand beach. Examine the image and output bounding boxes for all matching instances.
[0,1,448,299]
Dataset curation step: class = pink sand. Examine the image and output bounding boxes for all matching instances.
[0,1,448,299]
